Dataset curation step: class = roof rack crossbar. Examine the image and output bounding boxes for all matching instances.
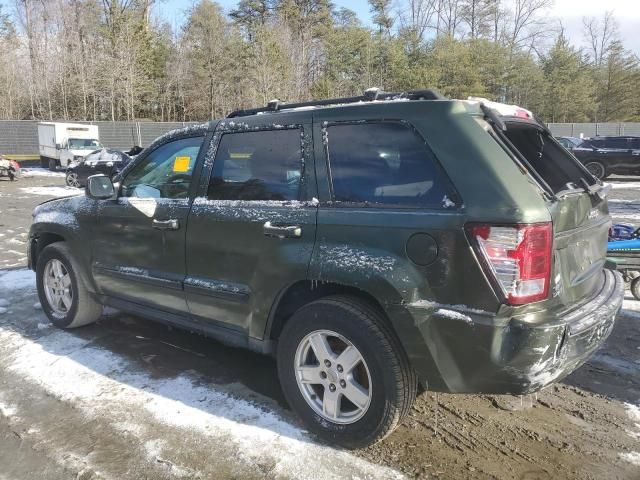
[227,88,447,118]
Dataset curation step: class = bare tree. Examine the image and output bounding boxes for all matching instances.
[506,0,552,51]
[398,0,437,45]
[583,10,617,68]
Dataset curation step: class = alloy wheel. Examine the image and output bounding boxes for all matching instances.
[294,329,372,424]
[585,162,605,179]
[43,259,73,316]
[66,172,80,188]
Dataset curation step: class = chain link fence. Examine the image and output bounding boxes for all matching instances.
[0,120,639,157]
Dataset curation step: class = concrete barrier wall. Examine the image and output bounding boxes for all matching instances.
[0,120,200,156]
[548,123,640,138]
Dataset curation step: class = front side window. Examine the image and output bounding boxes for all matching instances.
[207,129,303,201]
[121,136,203,199]
[326,122,454,207]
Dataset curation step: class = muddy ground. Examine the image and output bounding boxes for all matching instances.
[0,171,638,480]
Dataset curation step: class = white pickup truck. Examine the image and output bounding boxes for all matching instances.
[38,122,102,171]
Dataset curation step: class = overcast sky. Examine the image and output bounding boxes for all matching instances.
[158,0,640,54]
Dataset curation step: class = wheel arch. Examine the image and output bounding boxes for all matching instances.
[30,226,97,294]
[264,279,439,390]
[265,280,390,343]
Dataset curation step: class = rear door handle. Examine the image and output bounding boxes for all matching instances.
[263,222,302,238]
[152,218,180,230]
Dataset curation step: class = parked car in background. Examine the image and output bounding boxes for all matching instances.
[556,136,584,150]
[38,122,102,171]
[29,90,623,448]
[65,148,131,188]
[568,136,640,180]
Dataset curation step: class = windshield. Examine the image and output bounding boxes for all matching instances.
[68,138,102,150]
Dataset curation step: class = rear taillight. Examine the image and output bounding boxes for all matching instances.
[467,223,552,305]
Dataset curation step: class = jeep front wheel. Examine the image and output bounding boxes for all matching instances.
[36,242,102,329]
[277,295,417,448]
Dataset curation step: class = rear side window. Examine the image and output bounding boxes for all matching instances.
[326,122,455,207]
[208,129,302,201]
[608,138,630,149]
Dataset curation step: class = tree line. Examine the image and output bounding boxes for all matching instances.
[0,0,638,123]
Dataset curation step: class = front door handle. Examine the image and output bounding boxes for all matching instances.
[152,218,180,230]
[263,222,302,238]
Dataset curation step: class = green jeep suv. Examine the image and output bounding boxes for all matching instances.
[28,90,623,448]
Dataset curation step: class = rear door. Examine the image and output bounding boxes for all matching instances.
[308,108,484,309]
[501,122,610,305]
[184,117,318,339]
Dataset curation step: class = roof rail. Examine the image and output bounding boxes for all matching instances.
[226,88,447,118]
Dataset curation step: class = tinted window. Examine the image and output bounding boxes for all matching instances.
[121,136,203,199]
[326,122,454,207]
[606,138,629,149]
[208,129,303,201]
[631,138,640,149]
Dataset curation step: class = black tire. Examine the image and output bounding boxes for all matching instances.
[631,276,640,301]
[36,242,102,329]
[8,171,14,181]
[277,295,417,449]
[48,158,58,172]
[584,161,607,180]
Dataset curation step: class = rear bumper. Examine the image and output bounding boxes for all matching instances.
[402,269,624,394]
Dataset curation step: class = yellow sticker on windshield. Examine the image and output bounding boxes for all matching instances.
[173,156,191,172]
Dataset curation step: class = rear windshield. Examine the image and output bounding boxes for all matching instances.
[502,123,595,194]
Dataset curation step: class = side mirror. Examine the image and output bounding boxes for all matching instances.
[55,143,61,150]
[86,174,115,200]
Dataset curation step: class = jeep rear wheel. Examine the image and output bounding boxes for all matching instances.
[277,295,417,448]
[36,242,102,329]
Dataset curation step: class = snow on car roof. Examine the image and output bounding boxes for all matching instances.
[463,97,534,119]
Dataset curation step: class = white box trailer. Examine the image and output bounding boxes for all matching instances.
[38,122,101,171]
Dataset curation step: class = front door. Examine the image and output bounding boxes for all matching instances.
[185,118,317,338]
[92,135,206,313]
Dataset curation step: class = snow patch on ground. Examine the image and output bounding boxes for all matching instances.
[625,403,640,441]
[0,269,35,291]
[0,400,17,418]
[21,168,65,178]
[0,327,404,480]
[619,451,640,466]
[20,186,82,197]
[610,182,640,190]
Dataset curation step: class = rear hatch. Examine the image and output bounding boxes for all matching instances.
[481,108,610,309]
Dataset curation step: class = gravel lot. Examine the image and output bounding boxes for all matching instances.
[0,171,638,480]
